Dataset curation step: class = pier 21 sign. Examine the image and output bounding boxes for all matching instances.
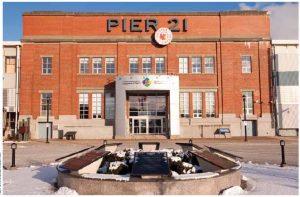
[107,18,188,32]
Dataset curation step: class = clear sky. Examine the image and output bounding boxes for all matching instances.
[3,2,298,41]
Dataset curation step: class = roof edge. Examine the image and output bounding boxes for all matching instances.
[22,10,268,16]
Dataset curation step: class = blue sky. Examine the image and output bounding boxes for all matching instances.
[3,2,298,41]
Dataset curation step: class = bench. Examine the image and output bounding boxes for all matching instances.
[214,128,230,138]
[64,131,77,140]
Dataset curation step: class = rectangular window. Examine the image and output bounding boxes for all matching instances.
[79,93,89,119]
[40,93,52,116]
[155,57,165,74]
[92,93,102,118]
[42,57,52,74]
[243,91,253,114]
[93,58,102,74]
[205,56,214,74]
[179,57,188,73]
[193,92,202,118]
[242,56,252,73]
[105,93,115,119]
[192,57,202,73]
[5,56,16,74]
[106,57,115,73]
[79,58,89,74]
[129,57,139,74]
[180,92,189,118]
[142,57,152,73]
[205,92,215,117]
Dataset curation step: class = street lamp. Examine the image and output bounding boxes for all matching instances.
[242,95,248,142]
[46,97,50,143]
[11,143,17,167]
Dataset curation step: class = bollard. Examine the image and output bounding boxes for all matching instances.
[11,143,17,167]
[189,139,192,144]
[280,140,286,167]
[103,140,107,145]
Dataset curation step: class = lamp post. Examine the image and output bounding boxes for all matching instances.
[46,97,50,143]
[11,143,17,167]
[242,95,248,142]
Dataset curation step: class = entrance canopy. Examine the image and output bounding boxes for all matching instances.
[115,75,179,138]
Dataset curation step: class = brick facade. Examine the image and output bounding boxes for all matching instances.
[20,11,274,139]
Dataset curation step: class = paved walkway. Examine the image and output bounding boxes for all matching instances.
[3,137,298,168]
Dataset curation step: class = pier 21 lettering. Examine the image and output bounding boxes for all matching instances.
[107,18,188,32]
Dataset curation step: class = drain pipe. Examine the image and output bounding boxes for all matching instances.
[14,44,21,137]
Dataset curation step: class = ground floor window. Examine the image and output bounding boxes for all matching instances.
[105,93,115,119]
[180,92,189,117]
[92,93,102,118]
[243,91,253,114]
[40,93,52,116]
[193,92,202,118]
[205,92,215,117]
[79,93,89,119]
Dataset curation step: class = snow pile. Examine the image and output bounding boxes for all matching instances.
[172,172,219,180]
[170,156,181,162]
[221,186,246,195]
[108,161,128,174]
[82,173,130,181]
[54,187,78,195]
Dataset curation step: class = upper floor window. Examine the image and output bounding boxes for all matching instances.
[179,57,188,74]
[243,91,253,115]
[155,57,165,74]
[192,57,202,73]
[242,56,252,73]
[180,92,189,118]
[79,58,89,74]
[40,93,52,116]
[92,93,102,118]
[93,58,102,74]
[142,57,152,73]
[204,56,214,74]
[5,56,16,74]
[106,57,115,73]
[205,92,215,117]
[42,57,52,74]
[79,93,89,119]
[193,92,202,118]
[129,57,139,74]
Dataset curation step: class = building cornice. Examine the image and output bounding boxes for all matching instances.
[22,10,268,16]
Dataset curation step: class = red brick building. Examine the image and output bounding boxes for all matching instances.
[20,11,274,139]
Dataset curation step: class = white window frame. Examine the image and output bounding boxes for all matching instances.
[42,57,52,74]
[5,56,16,74]
[79,58,89,74]
[243,91,253,115]
[204,56,214,74]
[193,92,202,118]
[180,92,189,118]
[205,92,215,117]
[192,57,201,73]
[79,93,89,119]
[155,57,165,74]
[142,57,152,73]
[129,57,139,74]
[242,55,252,73]
[105,57,115,74]
[93,58,102,74]
[179,57,188,74]
[92,93,102,118]
[40,93,52,116]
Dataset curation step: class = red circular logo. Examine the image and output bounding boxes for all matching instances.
[154,28,173,45]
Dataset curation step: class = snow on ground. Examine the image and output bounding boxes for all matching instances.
[3,162,298,195]
[54,187,78,195]
[241,162,298,195]
[221,186,246,195]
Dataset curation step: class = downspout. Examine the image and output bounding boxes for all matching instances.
[219,12,224,124]
[257,42,262,117]
[14,44,21,136]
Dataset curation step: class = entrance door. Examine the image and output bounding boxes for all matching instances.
[241,120,257,136]
[38,122,53,139]
[131,117,164,134]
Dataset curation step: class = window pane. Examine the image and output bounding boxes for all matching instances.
[205,57,214,74]
[155,57,165,74]
[242,56,251,73]
[243,91,253,115]
[105,93,115,119]
[80,58,89,74]
[106,57,115,73]
[205,92,215,117]
[40,93,52,116]
[142,57,152,73]
[192,57,201,73]
[92,93,102,118]
[179,57,188,74]
[193,92,202,118]
[180,92,189,117]
[79,93,89,119]
[93,58,102,74]
[129,57,139,73]
[42,57,52,74]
